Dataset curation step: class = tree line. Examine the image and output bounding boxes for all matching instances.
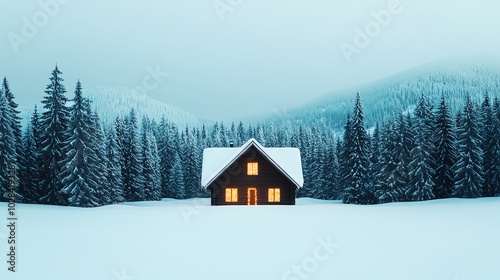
[336,91,500,204]
[0,66,498,207]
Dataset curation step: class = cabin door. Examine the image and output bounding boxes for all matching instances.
[247,188,257,205]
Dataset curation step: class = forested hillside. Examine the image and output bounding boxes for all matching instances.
[276,58,500,131]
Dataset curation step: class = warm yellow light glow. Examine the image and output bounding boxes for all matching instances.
[247,162,258,175]
[268,188,280,202]
[225,188,238,202]
[247,187,257,205]
[232,188,238,201]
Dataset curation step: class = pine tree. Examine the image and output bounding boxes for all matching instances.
[106,125,125,203]
[236,121,246,146]
[406,94,435,201]
[433,93,457,199]
[375,120,404,203]
[343,93,371,204]
[453,94,483,198]
[321,141,339,200]
[0,86,17,201]
[20,107,42,203]
[2,77,22,170]
[122,110,144,201]
[59,81,100,207]
[142,117,162,201]
[161,122,180,198]
[181,127,199,198]
[169,151,185,199]
[338,114,352,200]
[39,65,70,205]
[369,123,382,198]
[480,92,499,197]
[307,125,323,198]
[89,112,109,205]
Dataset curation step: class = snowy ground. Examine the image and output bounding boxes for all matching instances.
[1,198,499,280]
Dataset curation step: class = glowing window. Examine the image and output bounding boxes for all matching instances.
[247,162,258,175]
[268,188,280,202]
[225,188,238,202]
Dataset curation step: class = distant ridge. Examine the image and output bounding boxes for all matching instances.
[20,86,213,128]
[270,56,500,131]
[84,86,212,127]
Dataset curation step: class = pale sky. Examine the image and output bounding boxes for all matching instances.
[1,0,499,121]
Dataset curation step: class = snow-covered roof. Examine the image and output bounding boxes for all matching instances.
[201,138,304,189]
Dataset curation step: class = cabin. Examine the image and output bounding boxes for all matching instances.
[201,138,303,205]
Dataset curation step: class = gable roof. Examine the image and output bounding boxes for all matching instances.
[201,138,304,189]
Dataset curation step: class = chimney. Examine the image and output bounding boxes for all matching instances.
[229,140,234,147]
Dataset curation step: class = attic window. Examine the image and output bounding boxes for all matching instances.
[225,188,238,202]
[247,162,258,175]
[268,188,280,202]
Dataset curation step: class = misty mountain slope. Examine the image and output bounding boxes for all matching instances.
[19,86,213,128]
[274,57,500,131]
[84,86,213,127]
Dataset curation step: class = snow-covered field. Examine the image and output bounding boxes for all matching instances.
[1,198,499,280]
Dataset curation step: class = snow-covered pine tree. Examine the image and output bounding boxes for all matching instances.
[220,122,229,147]
[89,112,109,205]
[2,77,22,173]
[433,93,457,199]
[210,122,222,147]
[368,123,381,199]
[453,93,483,198]
[406,118,435,201]
[59,81,100,207]
[181,127,199,199]
[267,123,279,147]
[105,124,125,203]
[0,85,18,201]
[406,94,435,201]
[398,113,415,201]
[236,121,246,146]
[164,122,180,198]
[338,114,352,201]
[20,107,42,203]
[321,141,339,200]
[228,122,236,143]
[157,117,169,198]
[142,117,162,201]
[39,65,70,205]
[123,110,144,201]
[375,120,403,203]
[480,92,499,197]
[114,117,128,199]
[307,124,323,199]
[343,93,371,204]
[254,123,266,146]
[169,151,185,199]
